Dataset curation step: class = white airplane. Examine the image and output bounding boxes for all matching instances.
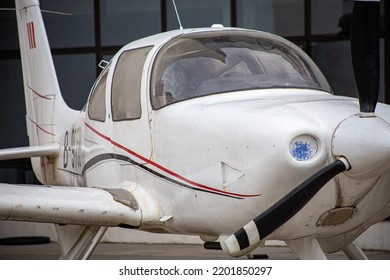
[0,0,388,260]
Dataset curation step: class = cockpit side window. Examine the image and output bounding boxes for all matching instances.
[88,65,110,122]
[151,31,332,109]
[111,46,153,121]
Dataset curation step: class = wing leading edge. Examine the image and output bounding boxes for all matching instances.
[0,184,141,227]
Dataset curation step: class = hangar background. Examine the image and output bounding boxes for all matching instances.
[0,0,389,250]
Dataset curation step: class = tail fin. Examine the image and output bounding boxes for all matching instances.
[15,0,77,146]
[14,0,78,183]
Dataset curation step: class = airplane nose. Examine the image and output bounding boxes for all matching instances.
[332,115,390,179]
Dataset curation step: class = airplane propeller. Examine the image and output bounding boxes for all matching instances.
[221,0,382,257]
[221,159,349,257]
[351,0,380,114]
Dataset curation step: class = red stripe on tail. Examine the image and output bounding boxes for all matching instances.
[27,22,36,49]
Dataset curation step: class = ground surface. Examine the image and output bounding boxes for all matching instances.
[0,242,389,260]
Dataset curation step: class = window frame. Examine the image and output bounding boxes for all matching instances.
[87,63,110,122]
[150,30,332,110]
[110,46,153,122]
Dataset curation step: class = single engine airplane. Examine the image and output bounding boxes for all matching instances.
[0,0,388,260]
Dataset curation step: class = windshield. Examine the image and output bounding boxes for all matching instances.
[151,30,331,109]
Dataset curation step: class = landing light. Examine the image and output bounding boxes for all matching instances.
[289,135,318,161]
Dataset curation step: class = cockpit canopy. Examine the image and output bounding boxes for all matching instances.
[151,30,331,109]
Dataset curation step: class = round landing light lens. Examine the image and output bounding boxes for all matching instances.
[289,135,318,161]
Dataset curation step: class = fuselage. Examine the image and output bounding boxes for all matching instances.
[43,27,390,252]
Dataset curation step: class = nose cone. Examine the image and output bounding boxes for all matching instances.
[332,115,390,179]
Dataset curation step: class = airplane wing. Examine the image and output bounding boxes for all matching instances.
[0,183,141,227]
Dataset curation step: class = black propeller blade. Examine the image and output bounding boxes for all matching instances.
[351,0,380,113]
[223,159,348,256]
